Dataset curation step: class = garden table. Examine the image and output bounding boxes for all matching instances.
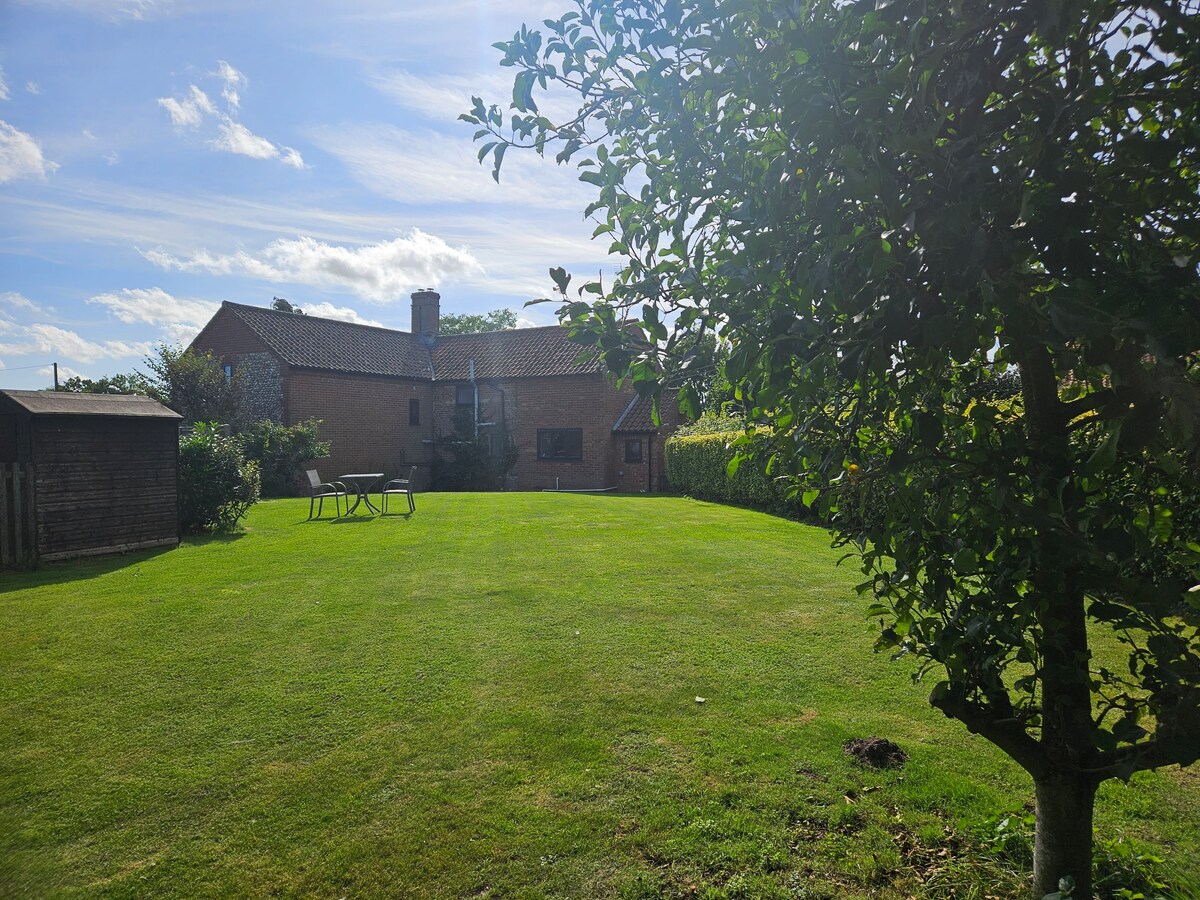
[339,473,384,515]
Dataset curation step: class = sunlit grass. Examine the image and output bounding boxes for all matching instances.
[1,494,1196,898]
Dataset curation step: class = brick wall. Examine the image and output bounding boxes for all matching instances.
[285,368,434,487]
[430,374,666,491]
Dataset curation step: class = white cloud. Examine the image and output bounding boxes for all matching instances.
[158,85,216,128]
[307,123,590,209]
[105,151,120,166]
[36,0,166,21]
[0,121,58,183]
[214,60,246,110]
[158,67,304,168]
[0,291,44,315]
[0,67,8,101]
[302,302,385,326]
[39,363,84,381]
[211,120,304,168]
[25,82,41,96]
[143,229,485,303]
[369,67,580,126]
[0,324,153,365]
[88,286,218,331]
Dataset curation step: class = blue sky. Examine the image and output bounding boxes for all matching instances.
[0,0,608,389]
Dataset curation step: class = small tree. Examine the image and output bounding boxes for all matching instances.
[468,1,1200,895]
[178,423,260,532]
[237,419,331,497]
[431,407,517,490]
[438,308,518,334]
[144,345,236,426]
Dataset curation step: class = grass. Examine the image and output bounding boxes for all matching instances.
[1,493,1197,898]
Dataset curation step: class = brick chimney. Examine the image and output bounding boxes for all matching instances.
[411,289,440,337]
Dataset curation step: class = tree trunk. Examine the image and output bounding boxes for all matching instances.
[1032,772,1097,898]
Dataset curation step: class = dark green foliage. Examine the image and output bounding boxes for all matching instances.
[237,419,330,497]
[178,423,260,532]
[438,308,518,335]
[58,372,159,397]
[665,416,802,515]
[471,1,1200,894]
[144,345,236,426]
[431,407,517,491]
[271,297,303,314]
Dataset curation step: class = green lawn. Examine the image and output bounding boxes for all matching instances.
[1,494,1197,898]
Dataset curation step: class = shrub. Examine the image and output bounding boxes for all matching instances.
[179,423,260,532]
[665,425,802,516]
[237,419,330,497]
[431,408,517,491]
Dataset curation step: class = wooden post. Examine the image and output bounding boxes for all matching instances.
[0,464,10,568]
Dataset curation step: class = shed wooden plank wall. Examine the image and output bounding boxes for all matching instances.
[33,416,179,560]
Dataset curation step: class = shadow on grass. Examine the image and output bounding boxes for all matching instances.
[1,544,183,593]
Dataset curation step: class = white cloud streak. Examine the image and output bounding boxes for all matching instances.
[0,67,9,101]
[158,85,217,128]
[143,229,485,303]
[0,324,153,365]
[215,60,245,110]
[0,120,58,183]
[88,286,218,327]
[302,302,385,326]
[307,123,589,209]
[157,63,304,168]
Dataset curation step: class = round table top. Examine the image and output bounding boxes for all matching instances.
[340,473,384,479]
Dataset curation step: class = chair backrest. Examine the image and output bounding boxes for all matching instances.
[306,469,322,489]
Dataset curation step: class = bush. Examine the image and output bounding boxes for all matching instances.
[179,423,260,532]
[431,408,517,491]
[237,419,330,497]
[665,424,802,516]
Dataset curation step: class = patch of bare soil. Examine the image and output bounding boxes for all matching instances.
[843,736,908,769]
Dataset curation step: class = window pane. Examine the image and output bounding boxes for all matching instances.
[625,439,642,463]
[537,428,582,460]
[409,398,420,426]
[456,385,473,405]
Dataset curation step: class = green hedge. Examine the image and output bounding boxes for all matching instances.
[664,430,802,515]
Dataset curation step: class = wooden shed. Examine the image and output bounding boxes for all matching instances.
[0,390,182,568]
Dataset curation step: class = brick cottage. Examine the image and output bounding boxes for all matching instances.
[189,291,685,492]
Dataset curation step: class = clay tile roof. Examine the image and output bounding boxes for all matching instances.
[431,325,603,380]
[612,394,657,433]
[222,301,434,379]
[0,389,182,418]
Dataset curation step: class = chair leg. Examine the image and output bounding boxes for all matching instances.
[309,496,316,520]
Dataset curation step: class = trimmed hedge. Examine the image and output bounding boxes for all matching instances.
[664,430,801,515]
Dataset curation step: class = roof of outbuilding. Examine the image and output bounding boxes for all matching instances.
[431,326,602,381]
[0,389,182,418]
[216,301,603,382]
[612,394,658,433]
[221,301,434,379]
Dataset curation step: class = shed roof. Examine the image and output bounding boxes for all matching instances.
[221,301,434,379]
[0,390,183,419]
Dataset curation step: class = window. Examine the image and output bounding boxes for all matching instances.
[409,398,420,426]
[537,428,583,461]
[624,438,643,464]
[223,363,233,384]
[455,385,473,406]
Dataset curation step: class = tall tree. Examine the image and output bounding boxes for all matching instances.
[438,308,519,334]
[466,1,1200,896]
[144,345,236,426]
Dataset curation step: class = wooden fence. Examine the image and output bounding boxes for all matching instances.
[1,463,37,569]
